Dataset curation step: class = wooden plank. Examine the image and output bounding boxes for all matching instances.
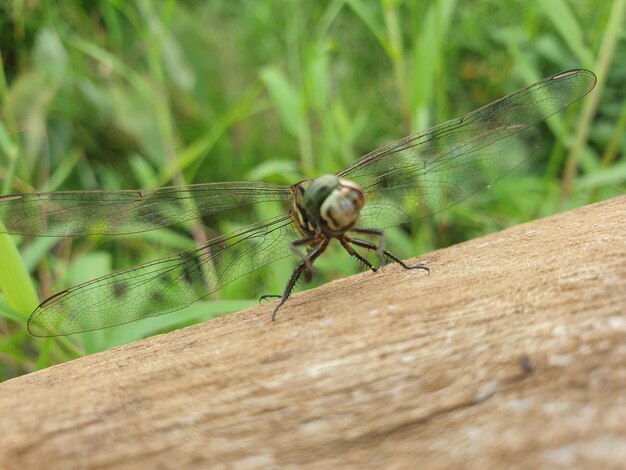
[0,195,624,469]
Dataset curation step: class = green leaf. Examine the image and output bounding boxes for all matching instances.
[0,233,39,317]
[260,66,302,138]
[539,0,594,65]
[33,29,68,83]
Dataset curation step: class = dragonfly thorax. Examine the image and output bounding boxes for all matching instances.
[293,174,365,236]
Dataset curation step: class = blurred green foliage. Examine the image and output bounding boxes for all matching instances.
[0,0,624,378]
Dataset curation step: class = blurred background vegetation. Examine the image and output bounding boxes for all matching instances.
[0,0,624,379]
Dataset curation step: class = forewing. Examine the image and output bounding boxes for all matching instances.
[0,182,291,236]
[338,69,597,228]
[27,214,297,336]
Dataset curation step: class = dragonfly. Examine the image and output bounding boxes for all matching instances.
[0,69,596,337]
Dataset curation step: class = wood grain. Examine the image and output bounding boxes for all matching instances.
[1,195,624,469]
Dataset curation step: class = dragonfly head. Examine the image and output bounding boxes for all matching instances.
[304,174,365,235]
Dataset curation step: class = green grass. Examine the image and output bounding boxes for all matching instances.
[0,0,624,379]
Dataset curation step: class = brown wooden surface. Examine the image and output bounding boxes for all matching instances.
[0,195,625,469]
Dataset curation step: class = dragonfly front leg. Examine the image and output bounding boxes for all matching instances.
[345,235,430,273]
[339,238,378,272]
[289,235,320,275]
[258,236,318,304]
[272,237,330,321]
[351,227,386,268]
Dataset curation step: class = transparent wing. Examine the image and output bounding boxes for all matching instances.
[27,215,297,336]
[0,182,291,236]
[338,69,597,228]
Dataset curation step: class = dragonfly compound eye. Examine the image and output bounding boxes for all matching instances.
[303,174,339,220]
[319,178,365,234]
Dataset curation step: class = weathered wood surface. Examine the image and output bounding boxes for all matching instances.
[0,195,624,469]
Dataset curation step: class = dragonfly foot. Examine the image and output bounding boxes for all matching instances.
[271,298,287,321]
[403,260,430,274]
[259,294,281,304]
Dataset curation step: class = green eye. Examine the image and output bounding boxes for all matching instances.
[303,175,339,212]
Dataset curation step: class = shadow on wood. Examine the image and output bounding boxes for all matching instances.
[1,196,625,469]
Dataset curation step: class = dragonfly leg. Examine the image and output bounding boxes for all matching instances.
[272,238,329,321]
[345,235,430,274]
[259,237,317,303]
[351,227,386,267]
[339,238,378,272]
[289,236,320,273]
